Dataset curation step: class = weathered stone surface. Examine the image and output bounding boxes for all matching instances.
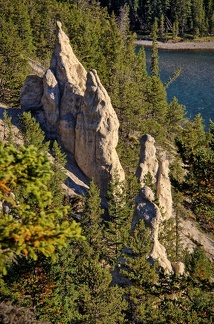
[20,75,43,109]
[133,134,174,272]
[132,186,173,273]
[58,114,76,154]
[136,134,172,220]
[132,186,159,236]
[50,21,87,95]
[150,241,172,272]
[171,261,185,275]
[157,153,172,220]
[136,134,158,185]
[60,83,82,118]
[20,22,124,197]
[57,83,82,154]
[75,69,125,194]
[42,69,60,127]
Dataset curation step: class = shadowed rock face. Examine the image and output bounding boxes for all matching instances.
[20,75,43,109]
[20,22,124,195]
[133,135,173,273]
[42,69,60,127]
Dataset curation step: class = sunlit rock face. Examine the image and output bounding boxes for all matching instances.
[50,21,87,96]
[136,134,172,220]
[20,21,124,195]
[75,69,125,195]
[133,134,173,273]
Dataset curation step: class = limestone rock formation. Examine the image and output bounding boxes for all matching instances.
[20,21,124,195]
[133,134,173,272]
[75,70,125,194]
[42,69,60,127]
[132,186,172,273]
[136,134,158,185]
[20,75,43,109]
[156,153,172,220]
[136,134,172,220]
[50,21,87,95]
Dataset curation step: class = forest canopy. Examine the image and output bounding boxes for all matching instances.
[0,1,213,323]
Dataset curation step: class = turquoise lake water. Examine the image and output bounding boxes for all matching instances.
[144,47,214,129]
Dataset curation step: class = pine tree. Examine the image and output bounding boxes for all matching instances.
[2,111,13,144]
[0,19,28,105]
[186,245,213,283]
[49,140,67,207]
[104,173,131,265]
[81,179,104,255]
[166,97,186,140]
[0,143,82,274]
[44,239,127,323]
[121,219,159,323]
[150,18,159,78]
[19,112,49,152]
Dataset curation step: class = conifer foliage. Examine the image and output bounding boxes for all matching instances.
[0,1,213,323]
[0,143,82,274]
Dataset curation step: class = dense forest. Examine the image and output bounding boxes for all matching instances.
[0,0,214,323]
[100,0,214,37]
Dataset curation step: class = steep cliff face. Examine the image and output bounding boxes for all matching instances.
[133,134,173,273]
[20,21,124,195]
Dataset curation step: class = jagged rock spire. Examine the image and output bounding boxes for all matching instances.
[20,22,124,195]
[50,21,87,95]
[133,134,173,272]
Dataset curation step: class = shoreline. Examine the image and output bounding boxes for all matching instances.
[135,40,214,50]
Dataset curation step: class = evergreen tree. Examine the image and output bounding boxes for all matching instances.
[104,173,131,265]
[49,140,67,207]
[0,19,28,104]
[19,112,49,153]
[166,97,186,140]
[44,239,127,323]
[0,142,82,274]
[192,0,207,36]
[81,179,104,255]
[150,18,159,78]
[2,111,13,144]
[121,220,159,323]
[186,245,213,283]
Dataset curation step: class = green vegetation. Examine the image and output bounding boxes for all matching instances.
[0,1,213,323]
[99,0,214,39]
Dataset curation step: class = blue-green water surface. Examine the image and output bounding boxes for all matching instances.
[144,47,214,129]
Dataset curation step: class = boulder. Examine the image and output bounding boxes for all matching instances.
[171,261,185,275]
[75,69,125,194]
[20,75,43,109]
